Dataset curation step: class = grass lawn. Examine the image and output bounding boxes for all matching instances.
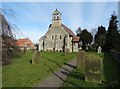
[2,51,76,87]
[61,52,120,88]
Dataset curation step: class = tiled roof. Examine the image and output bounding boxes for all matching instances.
[16,38,34,49]
[72,36,80,43]
[61,24,75,37]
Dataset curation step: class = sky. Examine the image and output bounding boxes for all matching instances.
[2,2,118,43]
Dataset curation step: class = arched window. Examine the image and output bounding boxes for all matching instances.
[55,35,57,39]
[60,35,62,39]
[52,35,54,39]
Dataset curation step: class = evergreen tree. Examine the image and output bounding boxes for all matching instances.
[80,29,93,49]
[76,27,82,36]
[106,11,120,51]
[94,25,106,50]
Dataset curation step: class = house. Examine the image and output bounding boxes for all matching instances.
[16,38,35,50]
[39,9,80,52]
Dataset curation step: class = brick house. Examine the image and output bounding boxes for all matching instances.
[16,38,35,50]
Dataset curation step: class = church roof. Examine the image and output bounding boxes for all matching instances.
[72,36,80,43]
[61,24,75,37]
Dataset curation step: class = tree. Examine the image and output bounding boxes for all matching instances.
[76,27,82,36]
[106,11,120,51]
[0,8,22,65]
[79,29,93,49]
[94,25,106,50]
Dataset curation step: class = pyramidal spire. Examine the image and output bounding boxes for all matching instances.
[56,8,58,11]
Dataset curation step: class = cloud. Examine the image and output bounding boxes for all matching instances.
[3,2,118,43]
[3,2,53,24]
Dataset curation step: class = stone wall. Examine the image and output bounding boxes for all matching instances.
[73,43,79,52]
[39,25,74,52]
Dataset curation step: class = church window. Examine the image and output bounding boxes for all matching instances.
[55,35,57,39]
[60,35,62,39]
[52,35,53,39]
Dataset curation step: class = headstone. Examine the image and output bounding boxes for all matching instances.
[86,46,88,50]
[85,54,102,83]
[76,50,86,68]
[78,47,82,51]
[97,46,102,54]
[64,48,70,56]
[32,50,40,64]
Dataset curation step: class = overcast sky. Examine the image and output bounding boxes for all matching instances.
[2,2,118,43]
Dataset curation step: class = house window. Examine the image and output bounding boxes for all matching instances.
[52,35,54,39]
[60,35,62,39]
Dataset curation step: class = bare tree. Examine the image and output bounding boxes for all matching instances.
[0,8,22,66]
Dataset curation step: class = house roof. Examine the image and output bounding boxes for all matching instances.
[61,24,75,37]
[15,38,34,48]
[72,36,80,43]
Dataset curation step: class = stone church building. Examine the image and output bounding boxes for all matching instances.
[39,9,80,52]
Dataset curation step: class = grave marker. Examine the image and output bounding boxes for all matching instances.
[85,54,102,83]
[32,50,40,64]
[64,48,70,56]
[97,46,102,54]
[76,50,86,68]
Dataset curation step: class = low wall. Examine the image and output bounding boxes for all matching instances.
[110,50,120,64]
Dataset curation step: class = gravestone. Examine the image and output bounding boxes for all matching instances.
[78,47,82,51]
[97,46,102,54]
[32,50,40,64]
[85,54,102,83]
[76,50,86,68]
[64,48,70,56]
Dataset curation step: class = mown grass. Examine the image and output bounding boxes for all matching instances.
[2,51,76,87]
[61,52,120,88]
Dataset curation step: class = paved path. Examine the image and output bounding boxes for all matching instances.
[35,58,77,88]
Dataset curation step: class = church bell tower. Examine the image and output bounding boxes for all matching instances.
[52,9,62,27]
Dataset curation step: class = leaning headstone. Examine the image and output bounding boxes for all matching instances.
[76,50,86,68]
[97,46,102,54]
[85,54,102,83]
[32,50,40,64]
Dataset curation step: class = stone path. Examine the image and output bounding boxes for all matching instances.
[35,58,77,88]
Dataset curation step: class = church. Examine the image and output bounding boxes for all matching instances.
[39,9,80,52]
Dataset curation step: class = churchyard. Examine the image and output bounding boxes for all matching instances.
[2,51,76,87]
[2,49,120,88]
[1,3,120,88]
[61,51,120,87]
